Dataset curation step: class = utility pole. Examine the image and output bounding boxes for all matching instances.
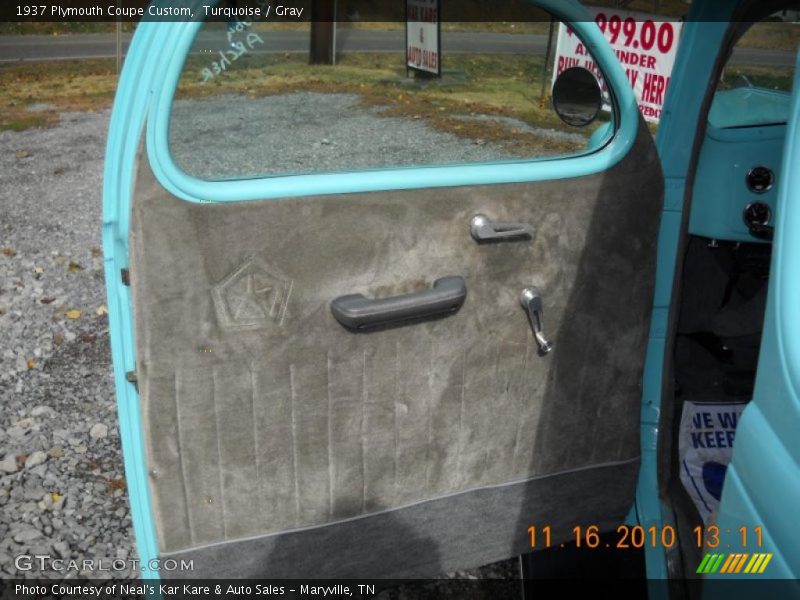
[116,20,122,74]
[309,0,335,65]
[540,17,555,105]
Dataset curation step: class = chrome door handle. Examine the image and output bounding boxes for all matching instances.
[520,287,553,354]
[470,213,534,242]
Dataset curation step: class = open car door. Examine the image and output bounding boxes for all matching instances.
[711,53,800,583]
[104,0,665,579]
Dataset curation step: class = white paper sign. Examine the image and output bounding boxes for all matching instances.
[679,401,747,524]
[406,0,440,75]
[553,7,684,122]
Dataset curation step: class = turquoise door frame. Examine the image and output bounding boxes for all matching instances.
[649,0,800,588]
[102,21,163,580]
[640,1,738,588]
[708,54,800,583]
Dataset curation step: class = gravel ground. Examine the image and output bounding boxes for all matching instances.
[170,92,528,180]
[0,109,135,579]
[0,97,521,585]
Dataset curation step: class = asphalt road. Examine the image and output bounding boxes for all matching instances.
[0,30,795,66]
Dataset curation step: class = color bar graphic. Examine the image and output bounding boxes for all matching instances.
[698,553,773,575]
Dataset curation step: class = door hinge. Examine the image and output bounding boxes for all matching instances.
[125,370,138,392]
[121,268,130,286]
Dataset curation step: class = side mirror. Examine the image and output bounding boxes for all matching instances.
[552,67,603,127]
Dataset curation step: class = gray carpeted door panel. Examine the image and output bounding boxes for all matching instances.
[161,458,639,579]
[130,119,663,574]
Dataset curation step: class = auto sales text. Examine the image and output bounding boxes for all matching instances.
[16,584,289,596]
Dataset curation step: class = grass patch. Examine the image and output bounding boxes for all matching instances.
[3,114,54,131]
[0,59,117,131]
[721,64,795,92]
[738,21,800,52]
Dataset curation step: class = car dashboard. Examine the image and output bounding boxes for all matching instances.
[689,87,791,243]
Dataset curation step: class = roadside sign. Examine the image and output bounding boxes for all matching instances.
[552,7,684,123]
[406,0,441,76]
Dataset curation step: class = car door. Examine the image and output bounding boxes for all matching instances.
[104,0,664,579]
[710,52,800,584]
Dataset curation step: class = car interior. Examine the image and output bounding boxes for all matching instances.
[662,3,797,589]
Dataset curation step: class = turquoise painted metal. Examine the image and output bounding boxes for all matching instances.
[708,88,792,130]
[710,52,800,582]
[104,0,642,576]
[689,122,785,242]
[643,1,737,587]
[689,84,790,242]
[650,2,800,588]
[102,22,162,579]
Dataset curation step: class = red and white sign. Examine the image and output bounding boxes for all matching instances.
[552,8,684,123]
[406,0,440,75]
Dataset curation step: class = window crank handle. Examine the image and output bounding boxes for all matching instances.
[520,287,553,354]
